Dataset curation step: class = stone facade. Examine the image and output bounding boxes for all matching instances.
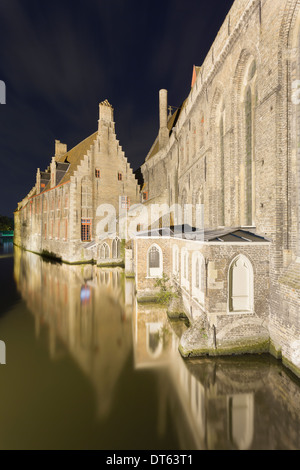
[134,231,271,356]
[139,0,300,377]
[14,100,140,263]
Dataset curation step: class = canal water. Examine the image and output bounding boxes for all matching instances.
[0,243,299,450]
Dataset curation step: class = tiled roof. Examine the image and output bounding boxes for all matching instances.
[42,131,98,191]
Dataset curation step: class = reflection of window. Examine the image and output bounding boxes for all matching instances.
[80,285,91,305]
[146,323,163,358]
[228,394,254,450]
[81,218,92,242]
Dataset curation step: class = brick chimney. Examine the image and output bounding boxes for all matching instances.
[158,89,169,150]
[98,99,114,126]
[55,140,67,159]
[36,168,41,194]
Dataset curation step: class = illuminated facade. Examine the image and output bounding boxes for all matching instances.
[14,100,140,263]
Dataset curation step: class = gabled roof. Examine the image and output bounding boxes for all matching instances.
[42,131,98,191]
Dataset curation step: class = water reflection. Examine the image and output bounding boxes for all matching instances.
[0,240,13,256]
[14,246,131,420]
[10,246,300,449]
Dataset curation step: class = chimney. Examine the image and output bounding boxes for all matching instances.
[50,157,56,188]
[159,89,169,150]
[55,140,67,159]
[36,168,41,194]
[98,99,114,130]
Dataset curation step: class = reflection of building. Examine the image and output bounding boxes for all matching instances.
[14,101,140,264]
[13,246,133,418]
[13,245,300,450]
[133,303,300,449]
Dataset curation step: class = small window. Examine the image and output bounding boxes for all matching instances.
[95,169,101,178]
[142,191,148,201]
[81,218,92,242]
[149,246,160,268]
[121,196,130,209]
[118,172,123,181]
[148,245,163,278]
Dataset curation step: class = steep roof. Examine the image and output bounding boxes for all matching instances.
[145,103,184,161]
[43,131,98,191]
[57,131,98,183]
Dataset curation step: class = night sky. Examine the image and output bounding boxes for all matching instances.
[0,0,234,218]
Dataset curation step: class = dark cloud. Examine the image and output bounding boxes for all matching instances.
[0,0,234,217]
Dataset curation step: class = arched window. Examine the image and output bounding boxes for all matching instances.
[186,135,189,164]
[192,252,205,303]
[244,60,256,226]
[181,188,187,207]
[297,29,300,253]
[112,238,120,259]
[181,248,190,290]
[192,120,196,157]
[245,86,253,225]
[228,255,253,312]
[148,244,163,278]
[220,112,225,226]
[99,243,110,259]
[81,176,92,218]
[199,113,204,148]
[195,258,200,288]
[172,244,179,275]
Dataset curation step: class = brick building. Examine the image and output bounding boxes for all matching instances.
[137,0,300,377]
[14,100,140,263]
